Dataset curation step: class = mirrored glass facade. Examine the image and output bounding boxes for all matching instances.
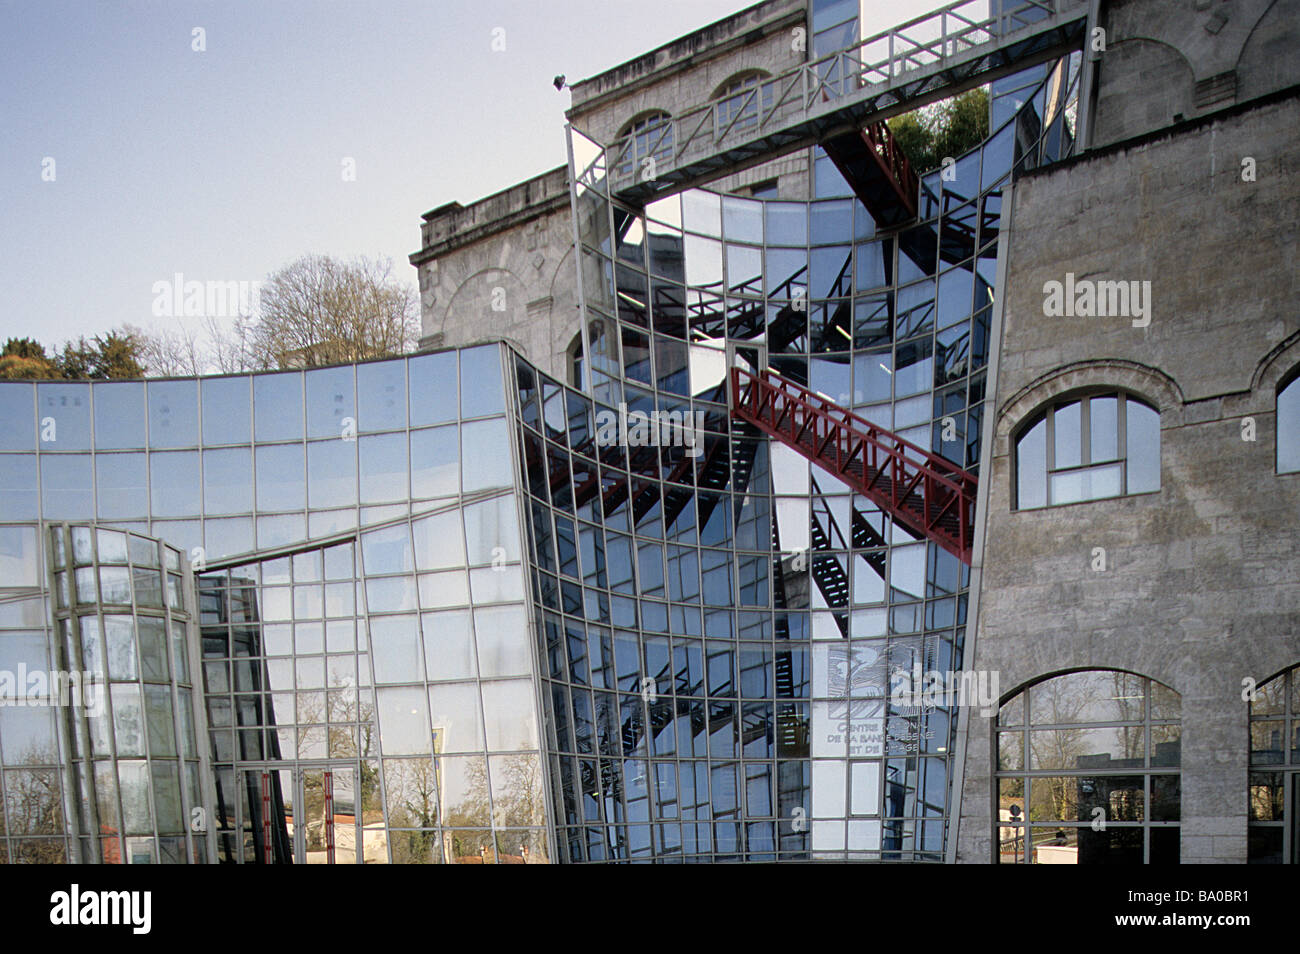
[0,345,550,864]
[560,56,1081,860]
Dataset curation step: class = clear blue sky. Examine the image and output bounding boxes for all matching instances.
[0,0,936,349]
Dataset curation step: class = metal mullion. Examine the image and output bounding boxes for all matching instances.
[1045,404,1056,473]
[91,531,126,865]
[1144,766,1151,862]
[185,561,220,864]
[1285,770,1294,863]
[1144,686,1154,863]
[1080,391,1092,467]
[52,524,96,862]
[160,540,195,864]
[123,536,162,864]
[1118,392,1129,494]
[1020,725,1030,862]
[463,460,502,865]
[504,359,560,863]
[294,767,305,864]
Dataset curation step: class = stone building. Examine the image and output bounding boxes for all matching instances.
[953,0,1300,863]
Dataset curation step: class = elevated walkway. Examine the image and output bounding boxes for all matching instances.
[602,0,1088,204]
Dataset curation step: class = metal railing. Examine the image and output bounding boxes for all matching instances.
[862,120,919,214]
[601,0,1087,200]
[731,365,977,564]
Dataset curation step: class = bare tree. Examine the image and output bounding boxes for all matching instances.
[128,254,416,375]
[207,315,259,373]
[251,255,418,369]
[126,321,205,377]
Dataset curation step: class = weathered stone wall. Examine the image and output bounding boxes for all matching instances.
[1091,0,1300,146]
[566,0,810,198]
[411,167,579,380]
[957,90,1300,863]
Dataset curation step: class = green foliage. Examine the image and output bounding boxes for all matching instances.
[0,338,60,380]
[0,330,146,380]
[55,330,146,379]
[887,86,990,174]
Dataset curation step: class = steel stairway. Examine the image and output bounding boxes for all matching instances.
[822,121,919,228]
[823,118,983,271]
[731,365,977,564]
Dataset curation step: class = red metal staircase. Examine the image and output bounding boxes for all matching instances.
[731,366,977,565]
[822,121,919,229]
[822,120,983,270]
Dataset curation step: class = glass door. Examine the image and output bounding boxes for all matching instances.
[238,766,293,864]
[236,763,359,864]
[299,764,357,864]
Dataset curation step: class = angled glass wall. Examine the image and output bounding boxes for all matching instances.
[0,343,551,864]
[561,57,1081,861]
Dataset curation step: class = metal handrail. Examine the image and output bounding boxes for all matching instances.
[861,121,919,210]
[601,0,1086,195]
[731,365,976,563]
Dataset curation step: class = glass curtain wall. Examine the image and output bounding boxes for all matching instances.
[0,344,551,864]
[0,523,67,863]
[561,56,1081,861]
[46,524,210,864]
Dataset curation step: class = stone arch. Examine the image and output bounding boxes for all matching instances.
[1235,0,1300,102]
[439,266,530,350]
[1092,38,1196,143]
[617,109,673,136]
[711,69,771,100]
[995,359,1183,457]
[996,665,1179,709]
[1250,326,1300,396]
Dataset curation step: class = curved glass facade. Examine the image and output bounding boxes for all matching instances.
[558,57,1081,860]
[47,524,209,864]
[0,345,550,864]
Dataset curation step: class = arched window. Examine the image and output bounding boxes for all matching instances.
[995,670,1181,864]
[1278,373,1299,474]
[615,111,673,178]
[714,71,772,133]
[1248,664,1300,862]
[1014,391,1160,509]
